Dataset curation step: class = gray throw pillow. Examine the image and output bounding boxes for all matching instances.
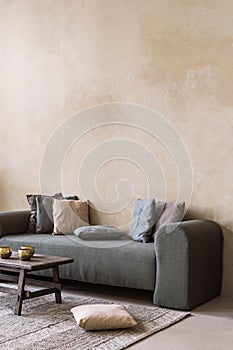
[74,226,125,240]
[27,193,63,233]
[36,194,79,233]
[36,196,55,233]
[26,194,38,233]
[155,201,185,232]
[129,199,163,243]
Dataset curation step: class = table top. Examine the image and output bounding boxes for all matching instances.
[0,252,74,271]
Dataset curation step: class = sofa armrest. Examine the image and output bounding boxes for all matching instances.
[0,210,30,238]
[153,219,223,310]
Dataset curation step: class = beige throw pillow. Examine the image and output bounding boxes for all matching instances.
[71,304,137,330]
[53,199,89,235]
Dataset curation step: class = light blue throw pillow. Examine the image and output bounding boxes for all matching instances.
[73,226,125,240]
[129,199,164,243]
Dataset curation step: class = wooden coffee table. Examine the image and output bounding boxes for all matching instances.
[0,252,74,315]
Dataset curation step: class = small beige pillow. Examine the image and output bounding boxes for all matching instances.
[53,199,89,235]
[71,304,137,330]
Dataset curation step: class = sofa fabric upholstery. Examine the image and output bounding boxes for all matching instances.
[0,210,223,310]
[154,220,223,310]
[0,210,30,238]
[0,233,156,291]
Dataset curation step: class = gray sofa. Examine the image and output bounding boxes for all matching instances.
[0,210,223,310]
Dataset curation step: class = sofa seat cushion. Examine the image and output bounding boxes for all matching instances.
[0,234,156,291]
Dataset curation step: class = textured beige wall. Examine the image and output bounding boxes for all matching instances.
[0,0,232,296]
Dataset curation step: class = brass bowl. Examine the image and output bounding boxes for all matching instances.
[18,248,33,261]
[21,245,35,256]
[0,246,12,259]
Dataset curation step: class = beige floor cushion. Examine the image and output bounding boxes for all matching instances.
[71,304,137,330]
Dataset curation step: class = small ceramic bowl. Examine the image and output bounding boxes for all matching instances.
[18,248,33,261]
[20,245,35,256]
[0,246,12,259]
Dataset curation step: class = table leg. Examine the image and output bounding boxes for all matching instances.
[14,269,26,316]
[53,265,62,303]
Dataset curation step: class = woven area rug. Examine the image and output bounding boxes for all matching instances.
[0,291,190,350]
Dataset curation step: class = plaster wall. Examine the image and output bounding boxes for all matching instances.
[0,0,232,296]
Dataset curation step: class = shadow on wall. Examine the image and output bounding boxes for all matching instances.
[185,207,233,298]
[220,227,233,298]
[0,172,6,211]
[184,207,209,221]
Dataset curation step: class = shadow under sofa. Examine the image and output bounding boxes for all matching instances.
[0,210,223,311]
